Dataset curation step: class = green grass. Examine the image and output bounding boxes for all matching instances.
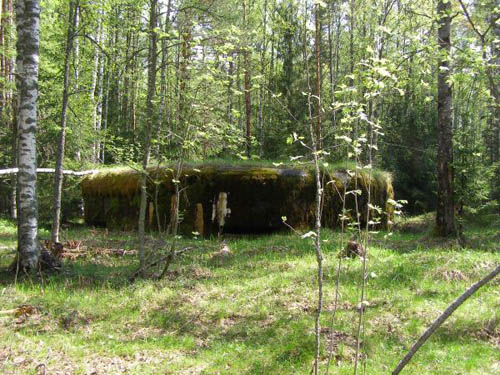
[0,215,499,374]
[85,157,390,178]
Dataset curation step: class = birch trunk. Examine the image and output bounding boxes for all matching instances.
[15,0,41,270]
[10,117,17,219]
[1,0,16,218]
[90,11,101,163]
[73,2,80,161]
[95,14,104,163]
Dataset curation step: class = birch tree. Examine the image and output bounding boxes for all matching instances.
[15,0,41,270]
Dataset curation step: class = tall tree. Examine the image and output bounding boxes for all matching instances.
[435,0,455,236]
[490,0,500,197]
[90,6,103,163]
[51,0,78,244]
[242,0,252,157]
[15,0,41,270]
[138,0,158,271]
[314,0,322,150]
[1,0,16,219]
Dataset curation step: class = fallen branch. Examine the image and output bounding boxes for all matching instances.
[0,168,98,176]
[392,263,500,375]
[130,247,192,282]
[0,309,17,315]
[59,248,137,259]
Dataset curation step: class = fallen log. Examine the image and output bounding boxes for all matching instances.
[0,168,98,176]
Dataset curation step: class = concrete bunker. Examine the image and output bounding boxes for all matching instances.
[81,163,394,235]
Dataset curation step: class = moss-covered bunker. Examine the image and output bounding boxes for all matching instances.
[81,163,394,235]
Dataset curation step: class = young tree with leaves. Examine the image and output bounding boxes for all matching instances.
[51,0,78,244]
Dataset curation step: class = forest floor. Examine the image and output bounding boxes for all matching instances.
[0,215,499,375]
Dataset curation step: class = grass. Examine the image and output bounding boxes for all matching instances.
[82,158,391,181]
[0,215,499,374]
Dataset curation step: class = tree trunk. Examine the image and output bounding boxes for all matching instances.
[94,13,104,163]
[156,0,172,159]
[227,54,234,125]
[349,0,355,84]
[257,0,267,155]
[101,31,112,164]
[435,0,455,237]
[90,10,101,163]
[10,115,17,219]
[1,0,16,218]
[314,2,322,150]
[51,0,77,244]
[242,0,252,158]
[73,2,80,161]
[178,6,191,140]
[73,2,79,85]
[138,0,158,271]
[491,0,500,199]
[15,0,41,271]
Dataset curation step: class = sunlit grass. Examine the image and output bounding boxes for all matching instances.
[0,215,499,374]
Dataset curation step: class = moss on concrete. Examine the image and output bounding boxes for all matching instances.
[81,163,394,234]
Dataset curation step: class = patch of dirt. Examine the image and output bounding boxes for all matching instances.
[1,343,183,375]
[277,262,292,272]
[476,318,500,347]
[124,324,165,341]
[324,299,387,312]
[210,242,233,260]
[438,269,468,281]
[286,297,314,313]
[321,327,363,363]
[164,260,212,282]
[337,241,365,258]
[217,314,241,330]
[191,266,212,280]
[371,312,404,336]
[60,310,93,331]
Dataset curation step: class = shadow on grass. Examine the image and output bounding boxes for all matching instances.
[433,317,500,345]
[145,304,316,373]
[0,259,136,290]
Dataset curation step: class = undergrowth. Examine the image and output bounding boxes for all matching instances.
[0,215,499,374]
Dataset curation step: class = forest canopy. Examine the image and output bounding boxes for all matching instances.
[0,0,498,218]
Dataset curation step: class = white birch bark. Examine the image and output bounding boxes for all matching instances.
[90,9,102,163]
[15,0,41,270]
[95,19,104,162]
[73,2,81,161]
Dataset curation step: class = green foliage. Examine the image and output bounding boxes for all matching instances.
[37,174,83,225]
[1,0,499,221]
[0,220,499,374]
